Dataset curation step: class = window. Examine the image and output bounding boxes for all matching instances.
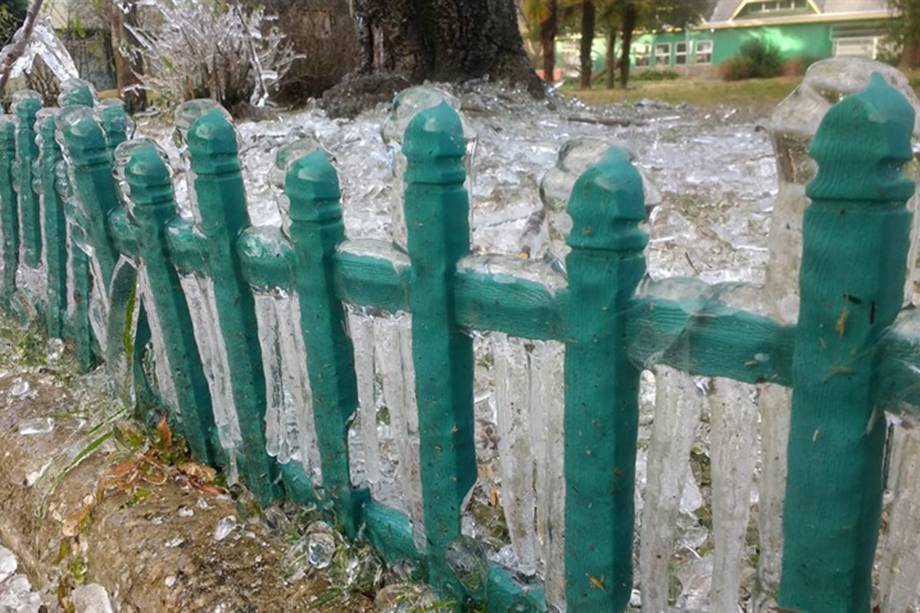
[675,41,688,65]
[737,0,810,18]
[654,43,671,66]
[634,43,651,66]
[694,40,713,64]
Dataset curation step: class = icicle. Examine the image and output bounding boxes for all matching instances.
[753,384,789,612]
[349,309,380,488]
[138,265,179,413]
[491,333,537,575]
[254,291,320,481]
[375,314,425,550]
[179,273,242,481]
[530,340,566,610]
[638,365,705,613]
[880,422,920,613]
[709,378,759,613]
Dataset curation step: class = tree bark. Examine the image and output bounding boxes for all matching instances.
[619,1,636,89]
[0,0,44,95]
[540,0,557,82]
[111,0,146,112]
[579,0,595,89]
[901,41,920,69]
[325,0,543,118]
[605,27,616,89]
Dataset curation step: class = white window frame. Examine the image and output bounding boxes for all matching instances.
[634,43,651,67]
[675,41,688,65]
[694,40,713,65]
[654,42,672,66]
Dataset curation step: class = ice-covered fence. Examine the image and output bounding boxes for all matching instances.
[3,73,920,612]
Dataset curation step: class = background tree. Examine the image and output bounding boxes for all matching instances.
[325,0,543,117]
[0,0,45,95]
[111,0,146,112]
[579,0,595,88]
[889,0,920,68]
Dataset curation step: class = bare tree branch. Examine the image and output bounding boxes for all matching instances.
[0,0,46,95]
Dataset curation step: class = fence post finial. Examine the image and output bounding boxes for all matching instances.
[563,146,647,612]
[401,101,477,603]
[186,108,281,504]
[780,73,916,613]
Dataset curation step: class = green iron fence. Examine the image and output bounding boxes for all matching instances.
[1,74,919,612]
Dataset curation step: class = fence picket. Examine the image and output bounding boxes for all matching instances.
[0,117,18,310]
[13,92,41,269]
[780,73,917,612]
[184,109,280,504]
[562,146,647,610]
[284,148,369,536]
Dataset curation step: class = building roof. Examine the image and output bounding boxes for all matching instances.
[709,0,890,23]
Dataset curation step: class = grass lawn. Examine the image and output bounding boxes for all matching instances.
[568,71,920,110]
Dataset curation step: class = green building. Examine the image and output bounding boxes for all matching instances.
[632,0,896,77]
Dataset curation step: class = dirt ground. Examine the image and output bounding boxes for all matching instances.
[0,319,377,612]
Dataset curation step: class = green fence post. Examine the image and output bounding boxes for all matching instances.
[58,79,97,108]
[186,109,280,504]
[61,171,95,371]
[0,117,18,309]
[12,91,42,268]
[58,107,120,288]
[284,149,369,536]
[402,102,476,599]
[37,112,67,338]
[563,147,647,611]
[124,142,218,465]
[779,75,916,612]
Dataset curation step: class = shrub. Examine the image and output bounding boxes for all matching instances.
[633,69,680,81]
[781,55,818,77]
[720,56,755,81]
[127,0,297,111]
[720,38,783,81]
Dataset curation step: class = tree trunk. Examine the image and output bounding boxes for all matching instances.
[111,0,146,112]
[540,0,557,83]
[605,27,616,89]
[325,0,543,118]
[579,0,595,89]
[619,1,636,89]
[0,0,44,95]
[901,41,920,69]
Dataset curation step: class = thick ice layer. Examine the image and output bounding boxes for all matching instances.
[639,366,705,613]
[253,292,321,481]
[708,379,758,613]
[178,273,242,483]
[138,265,180,414]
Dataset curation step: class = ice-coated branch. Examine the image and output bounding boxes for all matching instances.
[0,0,45,94]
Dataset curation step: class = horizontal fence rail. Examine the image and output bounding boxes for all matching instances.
[0,73,918,612]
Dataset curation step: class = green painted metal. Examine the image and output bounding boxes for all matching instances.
[237,226,296,291]
[164,219,208,275]
[124,143,219,465]
[562,147,647,610]
[401,102,477,601]
[0,118,18,309]
[284,148,369,536]
[59,108,120,288]
[13,93,42,268]
[779,74,916,612]
[58,81,97,108]
[38,114,68,337]
[107,208,138,258]
[185,109,280,504]
[97,100,130,151]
